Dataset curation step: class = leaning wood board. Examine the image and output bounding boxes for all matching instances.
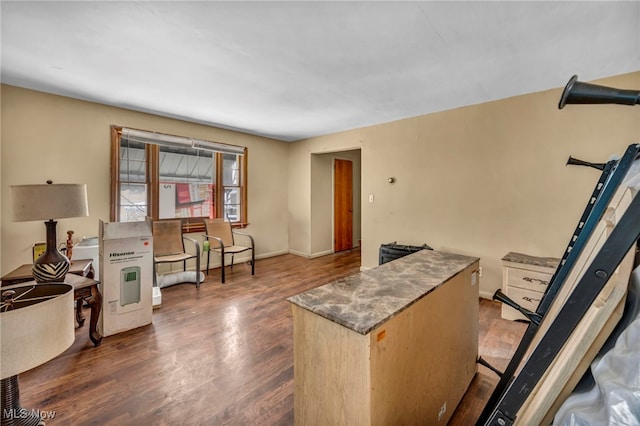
[291,260,479,425]
[517,186,632,366]
[516,248,633,425]
[513,187,636,424]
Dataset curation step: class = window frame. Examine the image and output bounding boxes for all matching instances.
[110,125,248,232]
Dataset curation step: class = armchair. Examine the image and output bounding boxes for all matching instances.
[203,218,255,283]
[152,219,201,288]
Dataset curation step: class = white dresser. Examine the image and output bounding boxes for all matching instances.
[501,252,560,321]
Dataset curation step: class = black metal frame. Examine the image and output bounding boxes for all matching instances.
[477,143,640,425]
[485,184,640,425]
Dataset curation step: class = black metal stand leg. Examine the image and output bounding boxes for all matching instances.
[221,251,225,284]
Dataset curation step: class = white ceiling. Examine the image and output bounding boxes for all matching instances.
[2,1,639,142]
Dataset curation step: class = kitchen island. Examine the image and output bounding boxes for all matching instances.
[287,249,480,425]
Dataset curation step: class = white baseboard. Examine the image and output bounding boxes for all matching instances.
[287,249,335,259]
[203,248,500,303]
[288,249,310,258]
[198,249,288,270]
[479,290,495,299]
[202,248,342,265]
[309,249,334,259]
[255,250,289,260]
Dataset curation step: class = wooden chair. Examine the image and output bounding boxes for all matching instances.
[203,218,255,283]
[152,219,201,288]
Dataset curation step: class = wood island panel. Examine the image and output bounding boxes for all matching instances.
[370,263,479,425]
[289,250,480,425]
[293,308,371,425]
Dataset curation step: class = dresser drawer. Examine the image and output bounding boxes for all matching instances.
[502,286,544,321]
[504,266,553,292]
[501,252,560,321]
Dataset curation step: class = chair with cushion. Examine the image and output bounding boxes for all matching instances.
[152,219,201,288]
[203,218,255,283]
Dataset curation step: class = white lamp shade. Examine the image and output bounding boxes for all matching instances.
[0,283,75,379]
[11,183,89,222]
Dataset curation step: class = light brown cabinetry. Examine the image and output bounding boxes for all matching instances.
[501,252,560,321]
[288,250,480,425]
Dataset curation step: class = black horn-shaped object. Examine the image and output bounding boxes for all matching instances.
[566,156,606,171]
[559,75,640,109]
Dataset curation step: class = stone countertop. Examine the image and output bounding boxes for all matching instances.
[502,252,560,269]
[287,250,479,335]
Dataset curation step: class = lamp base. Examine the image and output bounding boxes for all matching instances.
[1,376,44,426]
[32,220,69,283]
[32,259,69,284]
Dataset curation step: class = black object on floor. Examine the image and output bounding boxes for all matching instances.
[378,242,432,265]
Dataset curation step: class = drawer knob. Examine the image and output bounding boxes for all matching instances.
[522,296,541,303]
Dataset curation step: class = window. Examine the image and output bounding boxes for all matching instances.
[110,126,247,230]
[222,153,242,221]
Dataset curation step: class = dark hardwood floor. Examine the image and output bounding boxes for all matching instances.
[18,249,526,425]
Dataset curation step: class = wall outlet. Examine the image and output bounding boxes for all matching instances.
[479,266,483,277]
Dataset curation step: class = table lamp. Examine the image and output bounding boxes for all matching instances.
[1,283,75,426]
[11,182,89,283]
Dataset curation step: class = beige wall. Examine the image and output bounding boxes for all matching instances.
[1,85,290,275]
[290,72,640,297]
[2,73,639,298]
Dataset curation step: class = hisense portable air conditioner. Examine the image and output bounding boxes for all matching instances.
[120,266,141,306]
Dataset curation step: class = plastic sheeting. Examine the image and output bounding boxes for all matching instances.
[554,265,640,426]
[156,271,204,288]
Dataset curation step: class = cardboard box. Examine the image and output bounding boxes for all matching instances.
[99,218,153,337]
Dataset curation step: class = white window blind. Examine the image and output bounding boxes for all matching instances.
[122,128,245,155]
